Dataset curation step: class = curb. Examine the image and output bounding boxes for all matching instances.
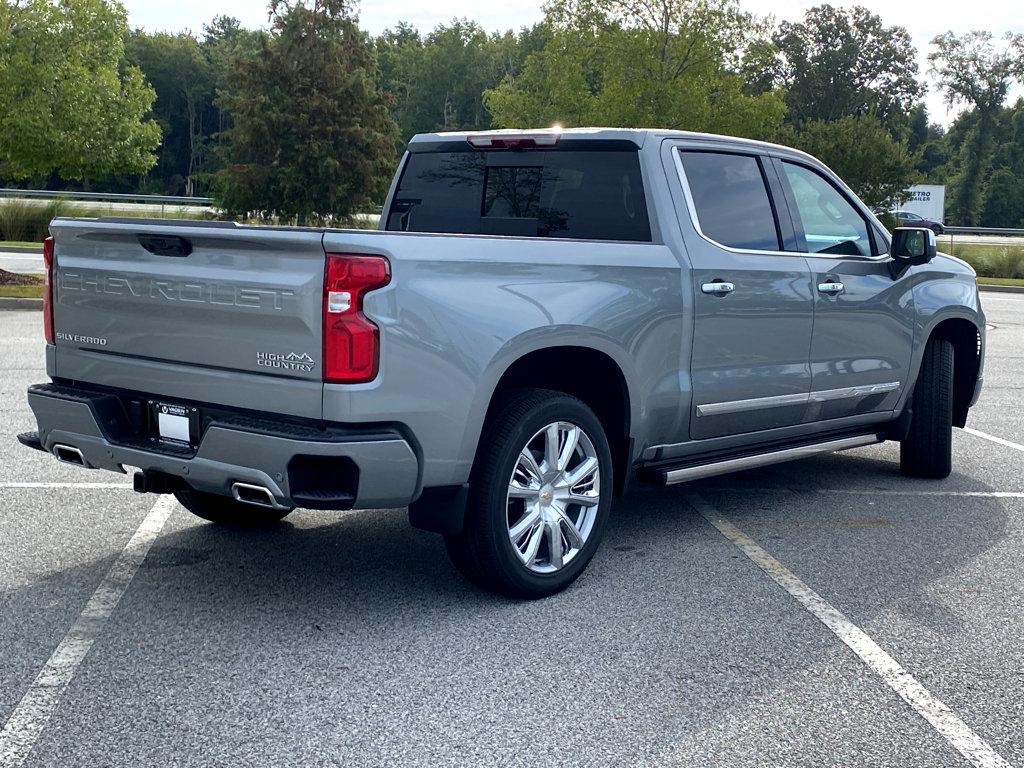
[0,297,43,310]
[978,284,1024,294]
[0,245,43,254]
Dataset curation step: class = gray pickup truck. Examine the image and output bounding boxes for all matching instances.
[21,128,985,597]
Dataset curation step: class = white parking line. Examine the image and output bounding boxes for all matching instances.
[0,496,176,768]
[963,427,1024,453]
[0,482,131,489]
[694,486,1024,499]
[816,488,1024,498]
[688,493,1010,769]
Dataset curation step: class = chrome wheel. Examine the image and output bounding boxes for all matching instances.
[506,421,601,574]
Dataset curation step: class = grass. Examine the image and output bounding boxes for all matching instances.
[976,276,1024,287]
[0,268,43,298]
[939,241,1024,279]
[0,284,44,299]
[0,199,71,242]
[0,197,216,243]
[0,197,383,241]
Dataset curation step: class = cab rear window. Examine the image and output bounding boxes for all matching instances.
[385,150,651,242]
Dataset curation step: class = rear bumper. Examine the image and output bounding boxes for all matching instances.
[24,383,420,510]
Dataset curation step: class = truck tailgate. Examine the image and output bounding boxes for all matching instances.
[50,219,326,418]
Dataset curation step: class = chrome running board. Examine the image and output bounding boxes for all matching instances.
[659,433,884,486]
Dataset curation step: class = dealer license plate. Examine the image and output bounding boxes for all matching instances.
[153,402,197,445]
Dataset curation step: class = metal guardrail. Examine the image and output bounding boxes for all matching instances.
[0,188,214,206]
[942,226,1024,236]
[5,191,1012,233]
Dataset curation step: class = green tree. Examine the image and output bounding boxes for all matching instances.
[127,19,267,196]
[374,22,421,117]
[127,31,215,194]
[215,0,399,222]
[483,19,600,129]
[979,100,1024,226]
[787,114,918,212]
[202,14,267,73]
[484,0,785,138]
[907,104,949,181]
[375,20,547,143]
[771,5,923,135]
[0,0,161,181]
[980,167,1024,227]
[930,31,1024,224]
[391,21,495,135]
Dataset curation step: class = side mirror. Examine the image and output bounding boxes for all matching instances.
[891,227,936,265]
[888,227,936,279]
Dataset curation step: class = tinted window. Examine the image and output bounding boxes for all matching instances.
[679,151,780,251]
[782,162,873,257]
[385,150,651,242]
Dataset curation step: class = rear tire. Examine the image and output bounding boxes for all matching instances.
[900,338,954,479]
[445,388,613,599]
[173,487,293,526]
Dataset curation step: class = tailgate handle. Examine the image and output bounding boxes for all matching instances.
[138,234,193,257]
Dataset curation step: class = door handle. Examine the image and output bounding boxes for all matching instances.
[702,281,735,296]
[818,281,844,295]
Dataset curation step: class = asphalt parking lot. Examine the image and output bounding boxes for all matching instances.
[1,295,1022,767]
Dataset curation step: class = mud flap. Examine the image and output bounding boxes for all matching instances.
[409,484,469,535]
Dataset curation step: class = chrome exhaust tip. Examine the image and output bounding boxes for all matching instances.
[52,444,86,467]
[231,482,286,510]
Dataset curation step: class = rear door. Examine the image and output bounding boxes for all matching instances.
[671,145,815,440]
[773,159,914,421]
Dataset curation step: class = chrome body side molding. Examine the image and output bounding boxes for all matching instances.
[809,381,901,403]
[695,382,901,418]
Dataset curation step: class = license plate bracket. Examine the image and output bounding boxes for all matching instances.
[151,402,198,446]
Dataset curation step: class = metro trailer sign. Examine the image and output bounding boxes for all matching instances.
[898,184,946,224]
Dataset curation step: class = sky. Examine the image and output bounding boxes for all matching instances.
[119,0,1024,127]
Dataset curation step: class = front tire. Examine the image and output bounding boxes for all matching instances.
[900,338,954,478]
[445,388,613,599]
[174,487,293,526]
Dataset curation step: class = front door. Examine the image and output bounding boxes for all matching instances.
[673,147,815,440]
[775,159,914,421]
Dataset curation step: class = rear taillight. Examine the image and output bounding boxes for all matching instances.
[42,236,54,344]
[323,253,390,383]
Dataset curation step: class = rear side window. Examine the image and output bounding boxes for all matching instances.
[385,150,651,242]
[679,151,781,251]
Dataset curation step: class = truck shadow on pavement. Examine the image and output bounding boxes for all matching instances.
[2,449,1012,765]
[130,448,1007,624]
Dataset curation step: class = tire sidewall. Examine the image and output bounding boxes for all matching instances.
[473,394,614,597]
[900,338,954,478]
